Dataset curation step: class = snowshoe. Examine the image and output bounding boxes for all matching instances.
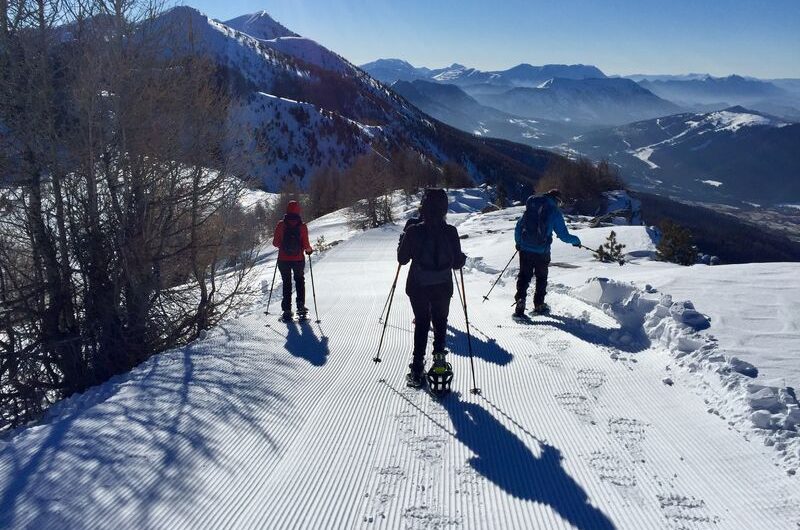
[280,310,293,322]
[426,351,453,396]
[406,371,425,389]
[297,307,309,321]
[512,312,533,323]
[533,303,550,315]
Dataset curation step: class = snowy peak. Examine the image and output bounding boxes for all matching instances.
[689,106,783,133]
[224,10,299,41]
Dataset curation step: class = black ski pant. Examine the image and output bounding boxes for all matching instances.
[408,283,451,374]
[515,250,550,307]
[278,260,305,312]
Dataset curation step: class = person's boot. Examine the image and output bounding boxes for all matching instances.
[406,363,425,388]
[297,306,309,320]
[514,298,526,318]
[533,302,550,315]
[281,309,293,321]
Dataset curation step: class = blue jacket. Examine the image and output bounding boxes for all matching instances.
[514,195,581,254]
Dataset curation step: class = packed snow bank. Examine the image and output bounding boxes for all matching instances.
[572,277,800,474]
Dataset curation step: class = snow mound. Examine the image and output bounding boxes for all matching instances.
[571,277,799,473]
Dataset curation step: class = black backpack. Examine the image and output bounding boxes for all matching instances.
[282,221,302,256]
[414,224,453,286]
[520,195,553,248]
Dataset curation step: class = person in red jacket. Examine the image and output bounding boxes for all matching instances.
[272,200,313,320]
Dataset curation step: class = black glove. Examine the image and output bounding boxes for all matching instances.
[515,244,520,251]
[305,249,314,255]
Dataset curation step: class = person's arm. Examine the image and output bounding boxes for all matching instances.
[397,226,414,265]
[552,208,581,246]
[301,224,313,254]
[449,226,467,269]
[272,221,284,248]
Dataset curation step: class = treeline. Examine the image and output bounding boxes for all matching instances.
[535,157,625,214]
[307,149,473,227]
[0,1,260,429]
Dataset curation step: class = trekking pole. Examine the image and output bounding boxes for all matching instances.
[578,244,625,266]
[374,264,401,363]
[307,253,321,323]
[482,250,518,302]
[379,264,402,323]
[265,260,279,314]
[457,268,481,395]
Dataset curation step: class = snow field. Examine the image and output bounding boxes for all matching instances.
[1,191,798,529]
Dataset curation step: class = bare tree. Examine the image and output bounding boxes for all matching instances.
[0,0,259,429]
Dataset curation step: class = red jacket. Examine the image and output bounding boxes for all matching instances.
[273,214,312,261]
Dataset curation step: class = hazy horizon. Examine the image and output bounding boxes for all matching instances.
[187,0,800,79]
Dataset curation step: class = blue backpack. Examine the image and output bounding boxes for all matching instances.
[520,196,553,248]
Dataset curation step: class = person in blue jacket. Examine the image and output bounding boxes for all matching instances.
[514,189,581,316]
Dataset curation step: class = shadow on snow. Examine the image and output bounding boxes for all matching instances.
[383,382,615,530]
[282,320,330,367]
[0,324,294,528]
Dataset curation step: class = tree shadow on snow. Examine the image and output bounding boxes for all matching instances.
[0,324,293,529]
[283,320,330,367]
[525,313,650,354]
[441,392,616,530]
[446,325,513,365]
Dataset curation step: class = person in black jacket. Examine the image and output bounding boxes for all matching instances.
[397,189,467,387]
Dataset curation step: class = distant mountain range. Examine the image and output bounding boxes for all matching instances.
[390,79,578,147]
[472,77,681,126]
[362,59,606,87]
[364,59,681,127]
[570,106,800,205]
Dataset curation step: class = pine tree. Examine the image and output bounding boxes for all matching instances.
[656,220,698,266]
[594,230,626,263]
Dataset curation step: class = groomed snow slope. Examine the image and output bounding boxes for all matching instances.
[1,195,798,529]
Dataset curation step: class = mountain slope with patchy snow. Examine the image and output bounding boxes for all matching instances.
[1,193,798,529]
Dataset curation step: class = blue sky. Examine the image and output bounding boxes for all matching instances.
[187,0,800,78]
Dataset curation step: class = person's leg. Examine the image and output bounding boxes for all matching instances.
[515,251,534,302]
[278,261,292,312]
[430,285,451,353]
[293,260,306,310]
[409,292,432,374]
[532,252,551,307]
[514,250,534,314]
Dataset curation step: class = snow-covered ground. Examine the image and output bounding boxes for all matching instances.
[1,189,798,529]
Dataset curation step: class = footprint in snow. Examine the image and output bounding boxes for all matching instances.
[402,505,460,529]
[361,466,407,524]
[608,417,649,459]
[577,368,607,392]
[657,493,720,529]
[587,450,637,488]
[554,392,595,424]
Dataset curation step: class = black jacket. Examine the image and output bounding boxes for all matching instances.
[398,220,467,296]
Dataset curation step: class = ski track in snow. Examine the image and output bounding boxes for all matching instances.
[1,227,798,529]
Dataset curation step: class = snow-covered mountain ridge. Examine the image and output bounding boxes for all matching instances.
[570,106,800,204]
[1,190,798,528]
[139,7,563,192]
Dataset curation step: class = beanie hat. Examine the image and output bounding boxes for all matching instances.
[421,188,448,221]
[545,189,563,205]
[286,200,301,215]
